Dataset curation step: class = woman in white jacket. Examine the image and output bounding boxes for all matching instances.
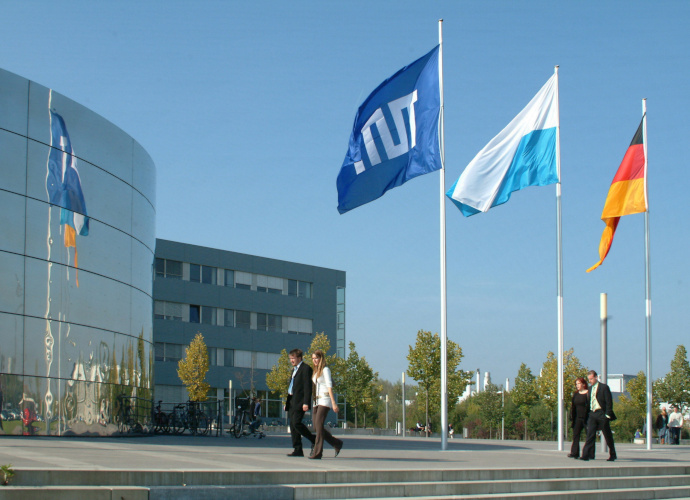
[309,349,343,459]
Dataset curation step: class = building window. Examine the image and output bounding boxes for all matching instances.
[224,309,234,327]
[268,314,282,332]
[208,347,217,366]
[155,342,165,361]
[288,279,312,298]
[155,343,183,362]
[298,281,312,298]
[201,306,217,325]
[225,269,234,287]
[190,264,216,284]
[257,275,284,294]
[235,271,252,290]
[223,349,234,367]
[154,301,183,321]
[201,266,216,285]
[155,258,182,279]
[189,305,200,323]
[189,264,201,282]
[286,317,312,335]
[257,313,267,331]
[337,286,346,359]
[235,310,251,329]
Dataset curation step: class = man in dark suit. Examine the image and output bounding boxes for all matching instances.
[285,348,315,457]
[581,370,617,461]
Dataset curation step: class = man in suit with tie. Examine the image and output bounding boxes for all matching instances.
[581,370,617,462]
[285,348,315,457]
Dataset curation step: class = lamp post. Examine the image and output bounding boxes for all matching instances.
[401,372,406,437]
[385,394,389,430]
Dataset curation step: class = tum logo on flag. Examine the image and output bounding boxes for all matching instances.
[354,90,418,175]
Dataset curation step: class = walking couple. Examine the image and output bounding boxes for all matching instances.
[285,348,343,459]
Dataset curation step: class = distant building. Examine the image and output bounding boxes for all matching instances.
[153,239,345,421]
[606,374,635,400]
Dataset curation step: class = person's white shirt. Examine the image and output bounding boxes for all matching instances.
[668,410,683,428]
[312,366,334,408]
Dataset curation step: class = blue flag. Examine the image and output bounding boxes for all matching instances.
[47,108,89,236]
[337,46,441,214]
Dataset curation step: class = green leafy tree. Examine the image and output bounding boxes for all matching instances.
[655,345,690,409]
[626,370,657,422]
[512,363,538,439]
[536,348,588,413]
[306,332,346,392]
[265,349,292,402]
[343,342,378,428]
[474,383,504,438]
[407,330,470,435]
[611,396,644,443]
[177,332,210,402]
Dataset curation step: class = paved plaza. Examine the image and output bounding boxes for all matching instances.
[2,433,689,472]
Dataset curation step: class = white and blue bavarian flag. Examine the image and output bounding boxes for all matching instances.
[337,46,441,214]
[446,74,559,216]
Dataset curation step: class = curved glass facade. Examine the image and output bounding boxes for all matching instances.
[0,68,156,436]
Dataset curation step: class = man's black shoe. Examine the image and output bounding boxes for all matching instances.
[287,451,304,457]
[607,456,617,462]
[579,457,590,461]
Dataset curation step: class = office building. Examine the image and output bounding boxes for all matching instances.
[153,239,346,421]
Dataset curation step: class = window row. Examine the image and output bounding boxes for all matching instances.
[154,343,280,370]
[155,259,312,298]
[154,301,313,334]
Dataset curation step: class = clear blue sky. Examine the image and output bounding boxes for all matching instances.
[3,1,689,389]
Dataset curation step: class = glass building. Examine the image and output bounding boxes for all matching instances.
[0,68,156,436]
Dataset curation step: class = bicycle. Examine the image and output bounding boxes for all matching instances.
[153,400,169,434]
[169,403,187,435]
[187,401,210,436]
[231,399,264,438]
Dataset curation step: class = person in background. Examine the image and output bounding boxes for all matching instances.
[568,377,589,459]
[668,406,683,445]
[656,407,668,445]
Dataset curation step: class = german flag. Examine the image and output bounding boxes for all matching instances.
[587,116,647,272]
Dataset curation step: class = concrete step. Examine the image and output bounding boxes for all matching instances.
[9,465,690,487]
[1,466,688,500]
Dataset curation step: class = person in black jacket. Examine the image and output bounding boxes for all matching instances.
[567,377,589,458]
[580,370,617,462]
[285,348,315,457]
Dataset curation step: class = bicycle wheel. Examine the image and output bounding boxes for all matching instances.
[170,411,184,435]
[233,414,243,438]
[161,412,170,434]
[196,412,210,436]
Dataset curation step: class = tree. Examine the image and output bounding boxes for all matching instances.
[626,370,657,422]
[655,345,690,409]
[343,342,378,428]
[265,333,345,405]
[177,332,210,402]
[265,349,292,402]
[511,363,538,440]
[407,330,471,436]
[536,348,587,414]
[306,332,346,392]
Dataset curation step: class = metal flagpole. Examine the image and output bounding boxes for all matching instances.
[554,65,565,451]
[438,18,448,452]
[642,98,653,450]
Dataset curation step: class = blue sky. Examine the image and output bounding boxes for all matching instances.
[3,1,689,389]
